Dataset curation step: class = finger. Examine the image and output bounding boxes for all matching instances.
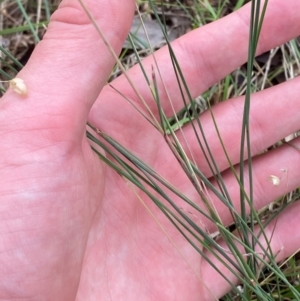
[192,136,300,234]
[176,76,300,176]
[1,0,135,137]
[201,200,300,300]
[89,0,300,127]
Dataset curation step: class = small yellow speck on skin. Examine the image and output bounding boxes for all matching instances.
[268,175,280,186]
[9,78,28,96]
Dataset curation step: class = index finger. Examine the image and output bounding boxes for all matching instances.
[91,0,300,121]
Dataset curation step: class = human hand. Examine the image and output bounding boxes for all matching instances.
[1,1,300,300]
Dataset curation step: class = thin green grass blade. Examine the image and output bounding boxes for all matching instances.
[0,21,48,36]
[15,0,40,42]
[0,46,23,70]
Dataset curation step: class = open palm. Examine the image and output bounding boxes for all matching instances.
[1,1,300,300]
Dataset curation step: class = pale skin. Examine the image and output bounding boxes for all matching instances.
[0,0,300,300]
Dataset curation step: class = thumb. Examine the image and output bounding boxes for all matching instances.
[1,0,135,136]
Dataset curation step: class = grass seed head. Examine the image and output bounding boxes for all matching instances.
[9,78,27,96]
[268,175,280,186]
